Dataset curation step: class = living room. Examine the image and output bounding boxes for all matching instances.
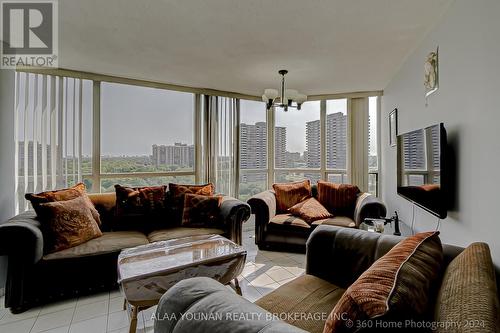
[0,1,499,332]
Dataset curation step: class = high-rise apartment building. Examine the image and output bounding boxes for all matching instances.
[240,122,267,169]
[152,143,194,168]
[326,112,347,169]
[403,130,425,170]
[239,122,288,168]
[306,120,321,168]
[274,126,287,168]
[305,112,347,169]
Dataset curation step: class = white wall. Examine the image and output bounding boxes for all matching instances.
[381,0,500,266]
[0,68,16,291]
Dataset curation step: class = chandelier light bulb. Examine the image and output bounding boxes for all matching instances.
[262,71,307,111]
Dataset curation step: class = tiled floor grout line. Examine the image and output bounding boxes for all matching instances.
[105,292,111,333]
[28,310,39,333]
[66,296,79,333]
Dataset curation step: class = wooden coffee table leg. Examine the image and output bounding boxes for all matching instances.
[129,305,139,333]
[123,298,127,311]
[234,278,242,296]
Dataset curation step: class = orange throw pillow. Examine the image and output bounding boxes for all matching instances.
[25,183,101,226]
[38,196,103,253]
[169,183,215,198]
[317,181,360,215]
[273,180,311,212]
[323,231,443,333]
[289,197,333,223]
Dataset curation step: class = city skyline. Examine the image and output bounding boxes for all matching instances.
[16,81,377,158]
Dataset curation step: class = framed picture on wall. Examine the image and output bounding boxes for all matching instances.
[389,108,398,147]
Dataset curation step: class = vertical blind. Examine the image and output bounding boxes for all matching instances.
[14,72,90,213]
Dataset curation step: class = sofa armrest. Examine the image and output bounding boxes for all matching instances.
[247,190,276,246]
[353,193,387,227]
[220,196,251,245]
[0,211,44,264]
[155,277,306,333]
[306,225,401,288]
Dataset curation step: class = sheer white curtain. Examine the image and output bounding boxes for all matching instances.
[347,97,369,191]
[14,72,89,213]
[202,95,240,197]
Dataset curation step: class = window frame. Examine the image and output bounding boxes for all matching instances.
[238,100,269,200]
[16,68,382,200]
[369,96,381,196]
[268,98,349,187]
[88,81,199,192]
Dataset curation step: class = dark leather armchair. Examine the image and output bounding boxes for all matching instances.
[248,186,386,252]
[154,226,499,333]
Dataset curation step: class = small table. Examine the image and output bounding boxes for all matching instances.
[117,234,247,333]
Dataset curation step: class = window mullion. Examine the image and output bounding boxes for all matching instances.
[320,100,326,181]
[267,106,275,188]
[92,81,101,192]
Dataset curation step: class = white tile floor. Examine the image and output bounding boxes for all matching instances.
[0,229,306,333]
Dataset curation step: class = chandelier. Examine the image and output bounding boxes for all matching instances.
[262,70,307,111]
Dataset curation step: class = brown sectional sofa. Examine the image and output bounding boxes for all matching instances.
[0,192,250,313]
[155,226,500,333]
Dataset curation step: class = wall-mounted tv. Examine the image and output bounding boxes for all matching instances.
[397,123,447,219]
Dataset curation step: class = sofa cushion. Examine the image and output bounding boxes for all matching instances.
[289,197,333,224]
[147,228,225,243]
[312,216,356,228]
[42,231,149,260]
[434,242,500,333]
[38,196,103,253]
[317,181,360,216]
[273,180,312,213]
[268,214,311,231]
[26,182,101,226]
[255,274,345,333]
[324,231,443,333]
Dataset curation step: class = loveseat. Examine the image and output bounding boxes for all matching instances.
[154,225,500,333]
[0,192,250,313]
[248,185,386,252]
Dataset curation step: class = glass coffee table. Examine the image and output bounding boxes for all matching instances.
[117,234,247,333]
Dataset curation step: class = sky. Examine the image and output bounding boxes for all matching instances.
[242,97,377,155]
[100,82,194,156]
[16,74,377,157]
[100,85,378,156]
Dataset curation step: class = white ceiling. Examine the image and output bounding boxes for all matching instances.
[59,0,452,96]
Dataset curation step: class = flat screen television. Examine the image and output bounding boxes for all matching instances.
[397,123,447,219]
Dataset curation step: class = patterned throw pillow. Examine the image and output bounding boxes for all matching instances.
[181,193,222,227]
[288,197,333,223]
[25,183,101,226]
[169,183,215,198]
[38,196,103,253]
[273,180,312,212]
[317,181,360,216]
[114,184,167,216]
[323,231,443,333]
[168,183,215,223]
